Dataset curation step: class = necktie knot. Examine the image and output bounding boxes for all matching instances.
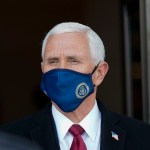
[69,124,87,150]
[69,124,85,136]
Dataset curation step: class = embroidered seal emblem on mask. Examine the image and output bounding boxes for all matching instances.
[75,83,90,99]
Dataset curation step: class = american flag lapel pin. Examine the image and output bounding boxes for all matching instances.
[111,131,119,141]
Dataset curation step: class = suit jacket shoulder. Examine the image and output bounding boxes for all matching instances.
[0,102,60,150]
[98,101,150,150]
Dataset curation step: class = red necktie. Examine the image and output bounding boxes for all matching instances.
[69,124,87,150]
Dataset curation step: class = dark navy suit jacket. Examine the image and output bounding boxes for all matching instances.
[1,101,150,150]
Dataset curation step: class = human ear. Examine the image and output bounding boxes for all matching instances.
[41,62,44,73]
[92,62,109,86]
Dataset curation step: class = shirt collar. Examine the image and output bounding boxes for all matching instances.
[52,100,101,142]
[52,105,74,141]
[79,101,101,142]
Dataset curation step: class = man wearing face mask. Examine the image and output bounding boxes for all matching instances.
[1,22,150,150]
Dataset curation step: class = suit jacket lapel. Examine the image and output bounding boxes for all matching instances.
[28,101,127,150]
[29,103,60,150]
[98,101,126,150]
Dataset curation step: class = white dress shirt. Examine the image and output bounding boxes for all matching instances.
[52,100,101,150]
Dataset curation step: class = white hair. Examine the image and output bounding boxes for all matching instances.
[41,22,105,65]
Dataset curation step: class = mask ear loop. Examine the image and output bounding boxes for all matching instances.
[91,62,100,87]
[91,63,100,75]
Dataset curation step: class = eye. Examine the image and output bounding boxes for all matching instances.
[69,59,80,64]
[48,60,58,64]
[45,58,59,66]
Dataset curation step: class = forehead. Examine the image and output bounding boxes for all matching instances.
[44,32,91,57]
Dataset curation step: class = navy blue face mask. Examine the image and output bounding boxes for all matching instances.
[40,65,98,112]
